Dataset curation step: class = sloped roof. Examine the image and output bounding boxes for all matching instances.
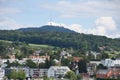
[96,69,110,74]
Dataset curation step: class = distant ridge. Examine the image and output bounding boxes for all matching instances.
[0,25,120,51]
[18,25,76,33]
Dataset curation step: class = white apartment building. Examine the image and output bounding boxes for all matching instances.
[101,59,120,67]
[29,69,48,78]
[6,67,48,78]
[47,66,70,78]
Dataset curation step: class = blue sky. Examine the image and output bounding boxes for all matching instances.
[0,0,120,38]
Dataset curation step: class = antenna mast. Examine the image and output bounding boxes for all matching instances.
[50,14,52,26]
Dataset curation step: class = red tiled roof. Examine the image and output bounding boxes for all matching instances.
[73,57,82,62]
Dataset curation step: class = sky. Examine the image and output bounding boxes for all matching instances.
[0,0,120,38]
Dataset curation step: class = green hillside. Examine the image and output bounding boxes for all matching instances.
[0,27,120,52]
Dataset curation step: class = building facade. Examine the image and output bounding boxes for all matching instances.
[47,66,70,78]
[0,68,5,80]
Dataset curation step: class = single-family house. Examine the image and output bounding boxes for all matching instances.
[96,69,112,79]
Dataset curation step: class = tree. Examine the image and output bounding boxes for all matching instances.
[15,52,25,60]
[78,59,87,73]
[7,70,25,80]
[25,59,37,68]
[45,59,55,68]
[97,64,107,70]
[61,58,70,66]
[20,46,29,55]
[0,41,10,57]
[101,51,109,59]
[17,70,26,80]
[65,71,77,80]
[39,63,45,68]
[10,60,20,67]
[43,76,50,80]
[7,70,17,80]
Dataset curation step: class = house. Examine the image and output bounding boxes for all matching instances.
[90,61,101,66]
[33,50,44,56]
[101,59,114,67]
[96,69,112,79]
[86,51,100,59]
[29,56,50,63]
[71,57,83,74]
[0,68,5,80]
[80,73,89,80]
[53,59,60,64]
[9,54,15,59]
[96,68,120,79]
[87,61,101,76]
[101,59,120,67]
[110,68,120,79]
[60,50,71,59]
[87,63,97,76]
[47,66,70,78]
[73,57,83,62]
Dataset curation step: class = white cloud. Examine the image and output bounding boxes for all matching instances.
[47,22,84,33]
[88,17,120,38]
[47,17,120,38]
[0,17,22,30]
[0,17,119,38]
[0,17,33,30]
[95,17,116,30]
[91,17,117,36]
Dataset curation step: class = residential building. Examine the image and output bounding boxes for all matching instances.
[80,73,89,80]
[101,59,120,67]
[47,66,70,78]
[5,67,48,78]
[4,68,12,77]
[39,69,48,77]
[90,61,101,66]
[96,68,120,79]
[0,68,5,80]
[60,50,71,59]
[29,56,50,63]
[30,69,40,78]
[96,69,112,79]
[87,63,97,76]
[73,57,82,62]
[30,68,48,78]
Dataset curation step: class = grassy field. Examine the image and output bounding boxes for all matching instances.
[29,43,54,49]
[0,39,56,50]
[0,40,12,43]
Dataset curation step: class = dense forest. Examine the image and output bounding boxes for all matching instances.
[0,25,120,52]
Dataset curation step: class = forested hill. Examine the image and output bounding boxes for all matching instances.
[18,25,76,33]
[0,26,120,52]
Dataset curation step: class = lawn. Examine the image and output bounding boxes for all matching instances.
[29,44,54,49]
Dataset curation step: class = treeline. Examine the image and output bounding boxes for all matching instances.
[0,30,120,51]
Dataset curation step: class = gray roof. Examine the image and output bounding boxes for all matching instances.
[96,69,110,74]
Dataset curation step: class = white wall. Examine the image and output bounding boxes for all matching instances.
[0,68,5,80]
